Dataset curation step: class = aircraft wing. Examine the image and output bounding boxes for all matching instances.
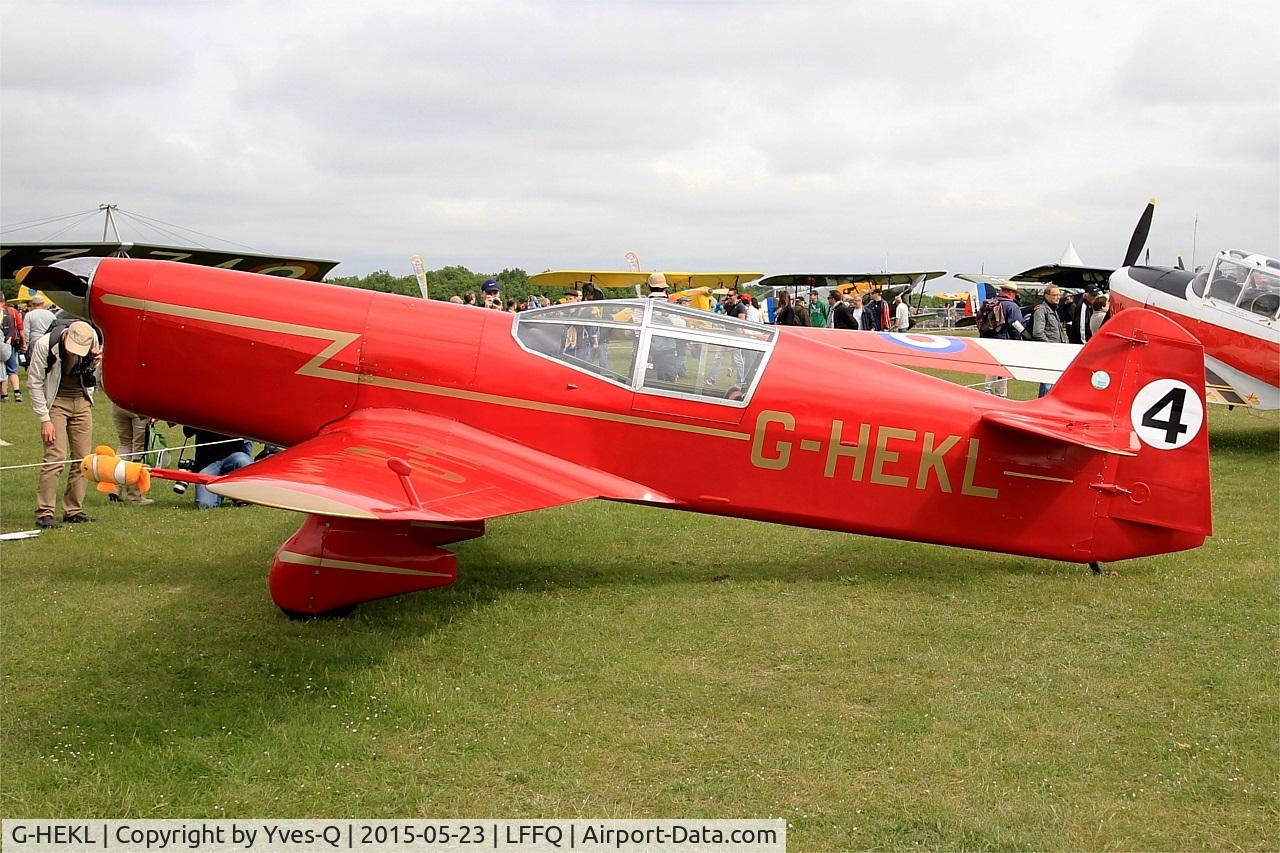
[0,241,338,281]
[1011,264,1113,290]
[529,270,762,289]
[757,271,946,290]
[954,273,1009,287]
[201,409,669,522]
[798,328,1077,383]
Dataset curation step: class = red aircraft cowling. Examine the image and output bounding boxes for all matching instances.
[25,257,1213,615]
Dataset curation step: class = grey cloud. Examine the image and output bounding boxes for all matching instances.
[2,0,1277,278]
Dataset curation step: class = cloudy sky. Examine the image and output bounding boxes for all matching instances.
[1,0,1276,286]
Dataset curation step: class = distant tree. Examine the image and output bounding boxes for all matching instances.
[428,266,486,301]
[330,269,419,297]
[326,265,547,306]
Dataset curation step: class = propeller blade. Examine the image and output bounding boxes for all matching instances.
[1123,199,1156,267]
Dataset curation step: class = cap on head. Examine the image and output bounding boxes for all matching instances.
[999,281,1019,293]
[481,279,500,293]
[64,321,94,357]
[31,294,46,305]
[646,272,668,293]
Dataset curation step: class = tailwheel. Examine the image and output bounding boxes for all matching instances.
[1089,561,1119,577]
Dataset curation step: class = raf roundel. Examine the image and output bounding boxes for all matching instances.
[882,332,966,354]
[1130,378,1204,450]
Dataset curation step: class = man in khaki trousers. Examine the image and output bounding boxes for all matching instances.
[27,321,101,528]
[110,402,153,505]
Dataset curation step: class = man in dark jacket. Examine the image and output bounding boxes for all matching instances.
[832,295,858,329]
[864,291,889,331]
[1031,286,1068,397]
[182,426,254,509]
[1064,288,1100,345]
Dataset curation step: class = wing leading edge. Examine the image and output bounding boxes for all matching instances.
[205,409,669,521]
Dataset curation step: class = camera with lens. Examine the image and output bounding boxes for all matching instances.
[74,357,97,390]
[172,457,196,495]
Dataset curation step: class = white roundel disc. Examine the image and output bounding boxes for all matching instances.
[1091,370,1111,391]
[1130,379,1203,450]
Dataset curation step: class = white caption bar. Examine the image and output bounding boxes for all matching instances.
[3,820,785,853]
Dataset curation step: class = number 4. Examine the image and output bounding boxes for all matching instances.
[1141,387,1188,445]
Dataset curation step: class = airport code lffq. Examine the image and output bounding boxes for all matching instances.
[3,819,786,853]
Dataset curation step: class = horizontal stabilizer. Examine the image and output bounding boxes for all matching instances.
[981,411,1138,456]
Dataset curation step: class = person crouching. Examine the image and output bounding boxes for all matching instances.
[182,426,254,509]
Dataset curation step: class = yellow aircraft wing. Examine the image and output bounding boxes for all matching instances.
[530,270,763,290]
[15,285,51,305]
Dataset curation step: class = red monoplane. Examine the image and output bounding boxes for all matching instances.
[24,258,1212,616]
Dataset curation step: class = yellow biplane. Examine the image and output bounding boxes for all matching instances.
[14,284,52,305]
[528,271,763,310]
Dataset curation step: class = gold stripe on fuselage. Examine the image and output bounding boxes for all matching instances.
[1003,470,1074,484]
[102,294,750,441]
[277,550,454,578]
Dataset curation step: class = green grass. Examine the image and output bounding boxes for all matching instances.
[1,380,1277,851]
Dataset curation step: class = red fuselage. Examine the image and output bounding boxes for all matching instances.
[89,259,1210,565]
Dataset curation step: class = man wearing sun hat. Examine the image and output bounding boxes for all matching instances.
[646,272,668,298]
[27,319,102,528]
[983,282,1027,397]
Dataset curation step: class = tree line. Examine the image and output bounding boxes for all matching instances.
[329,267,549,304]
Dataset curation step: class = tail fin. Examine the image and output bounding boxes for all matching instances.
[984,307,1212,556]
[1054,306,1213,558]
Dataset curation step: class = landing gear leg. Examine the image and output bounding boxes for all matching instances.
[269,515,483,617]
[1089,561,1118,577]
[1089,561,1102,575]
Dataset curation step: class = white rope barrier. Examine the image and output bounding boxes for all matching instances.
[0,438,247,473]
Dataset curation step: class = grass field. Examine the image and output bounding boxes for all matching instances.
[1,378,1277,851]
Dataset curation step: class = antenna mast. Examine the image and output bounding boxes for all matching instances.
[100,204,121,242]
[1191,214,1198,271]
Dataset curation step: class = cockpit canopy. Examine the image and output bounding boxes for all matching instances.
[1197,250,1280,320]
[512,299,777,405]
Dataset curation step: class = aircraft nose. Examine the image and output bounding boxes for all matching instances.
[15,258,103,320]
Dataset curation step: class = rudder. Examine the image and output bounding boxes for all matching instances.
[1048,308,1212,558]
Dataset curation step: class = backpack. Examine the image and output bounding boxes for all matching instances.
[42,318,76,371]
[977,297,1005,337]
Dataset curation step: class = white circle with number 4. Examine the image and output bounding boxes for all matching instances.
[1130,379,1203,450]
